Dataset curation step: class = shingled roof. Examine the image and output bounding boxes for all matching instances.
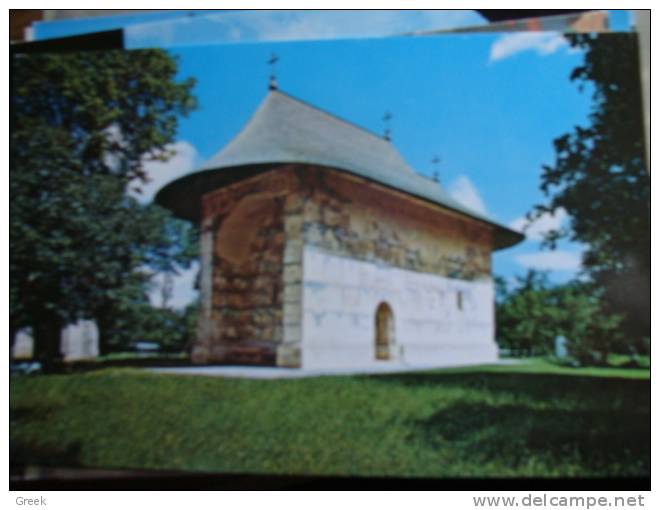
[155,90,523,250]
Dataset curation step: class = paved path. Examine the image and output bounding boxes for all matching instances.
[147,359,522,379]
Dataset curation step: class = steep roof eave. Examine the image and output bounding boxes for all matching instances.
[155,161,524,251]
[154,89,524,250]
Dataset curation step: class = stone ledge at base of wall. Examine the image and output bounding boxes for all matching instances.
[301,343,499,371]
[276,342,302,368]
[147,359,518,379]
[191,340,277,366]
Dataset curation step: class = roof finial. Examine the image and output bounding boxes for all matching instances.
[383,112,392,141]
[431,155,441,183]
[268,52,279,90]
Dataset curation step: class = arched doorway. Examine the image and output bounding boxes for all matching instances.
[375,302,395,360]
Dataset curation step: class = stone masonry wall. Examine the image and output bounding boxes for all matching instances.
[193,167,301,365]
[191,165,493,367]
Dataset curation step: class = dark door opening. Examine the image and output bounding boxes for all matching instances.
[375,302,395,360]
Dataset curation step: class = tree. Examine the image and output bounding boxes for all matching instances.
[90,204,199,356]
[100,300,198,355]
[10,49,197,364]
[496,271,625,365]
[495,271,560,357]
[531,33,650,347]
[555,282,625,366]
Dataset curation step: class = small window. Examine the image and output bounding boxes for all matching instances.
[456,291,463,311]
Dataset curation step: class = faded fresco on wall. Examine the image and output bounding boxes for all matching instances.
[191,164,501,368]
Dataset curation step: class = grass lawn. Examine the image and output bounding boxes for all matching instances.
[10,358,649,478]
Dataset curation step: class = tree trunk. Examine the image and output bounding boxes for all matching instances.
[95,311,113,357]
[600,347,609,366]
[32,311,63,371]
[9,322,17,360]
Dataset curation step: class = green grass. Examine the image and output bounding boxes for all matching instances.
[10,359,649,478]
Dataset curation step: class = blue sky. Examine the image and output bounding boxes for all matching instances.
[33,10,488,44]
[32,10,632,44]
[32,11,634,307]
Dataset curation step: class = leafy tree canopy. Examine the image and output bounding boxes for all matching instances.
[534,33,649,272]
[530,33,649,342]
[496,271,627,365]
[10,49,198,362]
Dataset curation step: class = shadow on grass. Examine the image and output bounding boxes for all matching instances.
[366,371,650,404]
[544,356,650,370]
[11,440,83,470]
[414,402,650,475]
[370,370,650,476]
[10,404,84,470]
[10,406,49,423]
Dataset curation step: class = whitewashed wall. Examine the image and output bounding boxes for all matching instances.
[301,246,498,370]
[60,320,99,361]
[12,329,34,359]
[11,320,99,362]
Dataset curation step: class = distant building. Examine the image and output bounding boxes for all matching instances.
[11,320,99,362]
[156,89,523,369]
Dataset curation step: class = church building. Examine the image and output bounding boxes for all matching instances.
[156,86,523,370]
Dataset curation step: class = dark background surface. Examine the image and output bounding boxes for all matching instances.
[12,8,647,492]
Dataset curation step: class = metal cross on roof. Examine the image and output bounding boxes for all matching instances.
[268,52,279,90]
[431,155,441,183]
[383,112,392,141]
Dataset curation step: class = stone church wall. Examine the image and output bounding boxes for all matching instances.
[296,168,497,369]
[192,165,496,368]
[301,246,497,370]
[193,168,303,365]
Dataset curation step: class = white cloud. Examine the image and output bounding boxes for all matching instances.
[148,262,199,310]
[241,10,480,41]
[126,10,484,47]
[509,207,568,241]
[131,141,198,204]
[489,32,569,63]
[446,175,488,215]
[514,251,582,271]
[208,10,446,42]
